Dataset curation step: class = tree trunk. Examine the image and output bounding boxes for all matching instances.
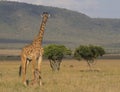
[86,60,92,70]
[49,60,61,71]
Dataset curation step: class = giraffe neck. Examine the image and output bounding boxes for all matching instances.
[32,16,48,47]
[38,18,47,42]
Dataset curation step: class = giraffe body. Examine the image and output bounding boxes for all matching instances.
[19,12,49,86]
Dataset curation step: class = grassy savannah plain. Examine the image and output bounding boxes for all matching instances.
[0,59,120,92]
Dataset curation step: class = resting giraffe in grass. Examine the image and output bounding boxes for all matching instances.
[19,12,49,86]
[30,68,42,86]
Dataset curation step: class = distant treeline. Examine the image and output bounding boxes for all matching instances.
[0,55,20,61]
[0,54,120,61]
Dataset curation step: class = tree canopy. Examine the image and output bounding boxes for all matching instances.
[74,45,105,69]
[44,44,71,71]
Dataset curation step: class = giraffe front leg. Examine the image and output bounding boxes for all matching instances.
[31,57,36,81]
[38,56,42,86]
[38,55,42,71]
[38,48,44,72]
[39,74,42,86]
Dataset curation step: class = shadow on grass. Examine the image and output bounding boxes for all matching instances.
[79,69,100,72]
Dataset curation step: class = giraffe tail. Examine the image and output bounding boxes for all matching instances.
[19,65,22,77]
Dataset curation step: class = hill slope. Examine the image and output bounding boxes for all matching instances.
[0,1,120,49]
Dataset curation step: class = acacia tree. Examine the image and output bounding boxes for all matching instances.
[74,45,105,70]
[44,44,71,71]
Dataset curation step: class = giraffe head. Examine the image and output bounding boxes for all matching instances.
[41,12,50,21]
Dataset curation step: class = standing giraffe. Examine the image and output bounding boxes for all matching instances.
[19,12,49,86]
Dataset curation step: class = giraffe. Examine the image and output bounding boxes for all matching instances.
[30,68,42,86]
[19,12,49,86]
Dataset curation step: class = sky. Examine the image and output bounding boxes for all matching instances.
[8,0,120,18]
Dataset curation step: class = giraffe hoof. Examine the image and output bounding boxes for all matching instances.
[39,82,42,86]
[23,82,27,86]
[23,80,29,86]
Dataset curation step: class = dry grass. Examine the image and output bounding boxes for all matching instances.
[0,59,120,92]
[0,49,21,56]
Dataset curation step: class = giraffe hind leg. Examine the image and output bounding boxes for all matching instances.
[19,65,22,76]
[21,55,28,86]
[19,58,32,76]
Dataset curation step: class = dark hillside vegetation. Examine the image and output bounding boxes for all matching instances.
[0,1,120,49]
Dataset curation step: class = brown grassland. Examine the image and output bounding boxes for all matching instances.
[0,59,120,92]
